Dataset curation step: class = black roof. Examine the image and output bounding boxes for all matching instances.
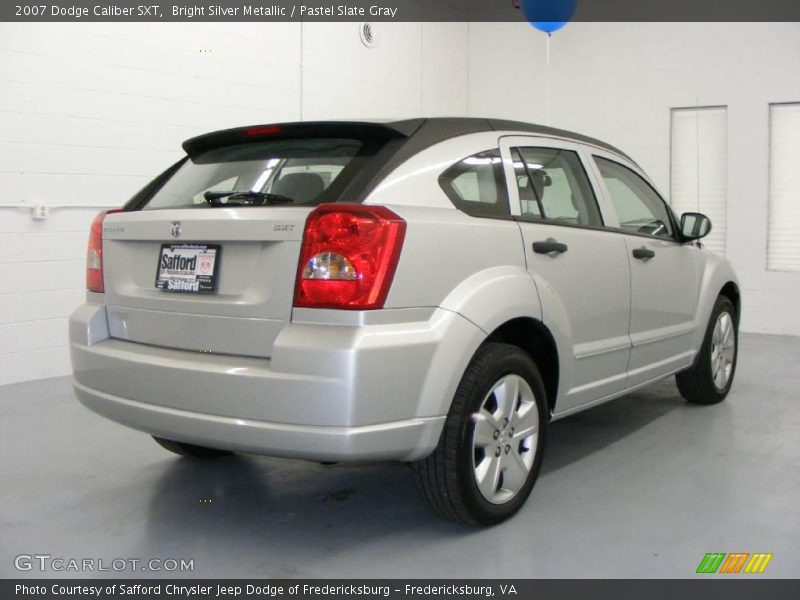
[384,117,631,161]
[180,118,633,204]
[183,117,630,161]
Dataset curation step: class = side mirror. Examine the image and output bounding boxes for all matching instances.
[680,212,712,241]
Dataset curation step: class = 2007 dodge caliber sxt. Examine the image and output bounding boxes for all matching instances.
[70,118,740,524]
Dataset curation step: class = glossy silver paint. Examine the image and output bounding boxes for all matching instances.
[69,126,740,461]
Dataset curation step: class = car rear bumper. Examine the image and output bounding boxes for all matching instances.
[73,380,443,461]
[69,301,482,461]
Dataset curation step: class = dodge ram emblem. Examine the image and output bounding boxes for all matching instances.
[170,221,182,238]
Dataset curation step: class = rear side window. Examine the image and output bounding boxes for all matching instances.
[439,149,510,218]
[513,147,603,227]
[143,139,362,209]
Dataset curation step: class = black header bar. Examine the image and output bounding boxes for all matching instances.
[3,0,800,22]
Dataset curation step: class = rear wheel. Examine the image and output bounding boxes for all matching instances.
[676,296,738,405]
[414,343,547,525]
[153,436,233,459]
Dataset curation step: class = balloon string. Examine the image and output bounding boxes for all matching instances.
[546,33,551,126]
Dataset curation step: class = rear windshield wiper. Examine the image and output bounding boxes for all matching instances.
[202,190,295,206]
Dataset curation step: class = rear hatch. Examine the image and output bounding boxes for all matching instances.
[102,122,416,358]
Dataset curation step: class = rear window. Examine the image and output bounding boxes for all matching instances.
[142,138,363,209]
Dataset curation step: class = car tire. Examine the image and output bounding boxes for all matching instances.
[676,296,738,405]
[152,436,233,459]
[413,342,547,525]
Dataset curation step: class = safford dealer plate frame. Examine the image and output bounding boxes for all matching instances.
[155,244,221,293]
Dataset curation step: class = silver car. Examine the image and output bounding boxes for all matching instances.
[70,118,740,524]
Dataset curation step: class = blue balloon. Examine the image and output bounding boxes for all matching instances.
[519,0,578,34]
[531,21,568,34]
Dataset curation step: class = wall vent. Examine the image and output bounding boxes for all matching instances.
[359,22,379,48]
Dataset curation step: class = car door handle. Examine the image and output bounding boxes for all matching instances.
[533,239,568,255]
[632,247,656,260]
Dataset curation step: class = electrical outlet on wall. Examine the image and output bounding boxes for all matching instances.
[32,204,49,220]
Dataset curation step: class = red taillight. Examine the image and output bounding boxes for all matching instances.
[293,204,407,310]
[86,209,122,293]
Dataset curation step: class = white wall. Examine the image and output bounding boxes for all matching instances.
[469,22,800,336]
[0,21,468,386]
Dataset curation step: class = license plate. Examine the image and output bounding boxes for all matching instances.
[155,244,220,293]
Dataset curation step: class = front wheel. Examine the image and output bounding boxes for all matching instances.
[414,343,547,525]
[676,296,738,405]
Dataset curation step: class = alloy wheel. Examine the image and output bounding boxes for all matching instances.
[711,312,736,390]
[470,374,539,504]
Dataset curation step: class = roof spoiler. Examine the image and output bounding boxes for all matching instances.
[182,120,425,157]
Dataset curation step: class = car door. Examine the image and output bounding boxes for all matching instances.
[499,136,631,413]
[587,150,698,387]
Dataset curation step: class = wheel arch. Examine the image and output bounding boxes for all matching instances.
[719,281,741,325]
[691,253,740,353]
[484,317,560,417]
[417,266,570,422]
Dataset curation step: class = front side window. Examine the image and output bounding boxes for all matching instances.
[513,147,603,227]
[439,149,510,218]
[594,157,674,238]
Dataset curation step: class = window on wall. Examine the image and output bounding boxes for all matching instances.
[768,103,800,272]
[670,107,728,255]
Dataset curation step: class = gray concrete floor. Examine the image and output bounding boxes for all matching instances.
[1,333,798,579]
